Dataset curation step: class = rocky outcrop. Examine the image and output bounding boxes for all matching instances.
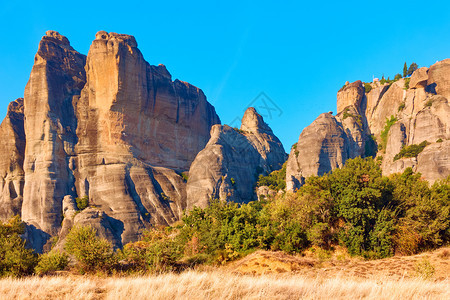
[427,59,450,98]
[410,67,428,89]
[0,31,220,251]
[0,98,25,220]
[286,111,365,191]
[336,80,364,114]
[186,107,286,210]
[21,31,86,242]
[286,62,450,191]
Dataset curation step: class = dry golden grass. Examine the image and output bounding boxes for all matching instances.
[230,246,450,281]
[0,271,448,300]
[0,247,449,299]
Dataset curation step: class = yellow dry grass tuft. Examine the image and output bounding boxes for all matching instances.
[0,271,448,299]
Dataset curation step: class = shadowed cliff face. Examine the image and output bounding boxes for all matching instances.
[0,98,25,220]
[0,31,221,251]
[286,63,450,191]
[21,31,87,240]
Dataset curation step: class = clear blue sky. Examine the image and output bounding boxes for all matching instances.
[1,1,450,152]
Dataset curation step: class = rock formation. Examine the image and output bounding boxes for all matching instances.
[0,31,220,251]
[186,107,286,210]
[286,62,450,191]
[0,98,25,219]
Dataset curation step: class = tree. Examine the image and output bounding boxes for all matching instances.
[65,225,116,272]
[403,62,408,78]
[0,216,37,277]
[407,62,418,77]
[394,73,402,81]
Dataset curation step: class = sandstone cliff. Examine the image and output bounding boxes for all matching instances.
[286,62,450,191]
[0,98,25,219]
[186,107,286,209]
[0,31,220,251]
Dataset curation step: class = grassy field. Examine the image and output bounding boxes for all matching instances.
[0,247,448,299]
[0,271,448,300]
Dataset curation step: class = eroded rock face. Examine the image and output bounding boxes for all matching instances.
[336,80,364,114]
[428,59,450,99]
[286,112,357,191]
[0,98,25,220]
[286,59,450,191]
[186,108,286,209]
[0,31,220,251]
[21,31,86,241]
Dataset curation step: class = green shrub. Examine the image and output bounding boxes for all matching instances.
[35,251,69,275]
[0,216,38,277]
[364,82,372,93]
[394,73,402,81]
[404,78,410,90]
[393,141,429,161]
[398,102,405,111]
[76,196,89,211]
[342,108,362,126]
[436,138,443,143]
[230,177,236,185]
[380,116,397,152]
[425,100,433,107]
[122,227,183,273]
[257,162,287,191]
[65,225,116,273]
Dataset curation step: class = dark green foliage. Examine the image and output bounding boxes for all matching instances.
[327,157,394,257]
[65,225,117,273]
[35,251,69,275]
[390,170,449,254]
[436,138,443,143]
[394,73,402,81]
[404,78,410,89]
[403,62,408,78]
[257,162,287,191]
[407,62,419,76]
[380,115,397,152]
[394,141,429,161]
[0,216,38,277]
[364,82,372,93]
[76,196,89,211]
[425,100,433,107]
[398,102,406,111]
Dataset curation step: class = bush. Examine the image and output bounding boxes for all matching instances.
[436,138,443,143]
[398,102,405,112]
[0,216,37,277]
[35,251,69,275]
[425,100,433,107]
[76,196,89,211]
[65,225,116,273]
[404,78,410,90]
[380,115,397,152]
[364,82,372,93]
[393,141,429,161]
[122,227,183,274]
[257,162,287,191]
